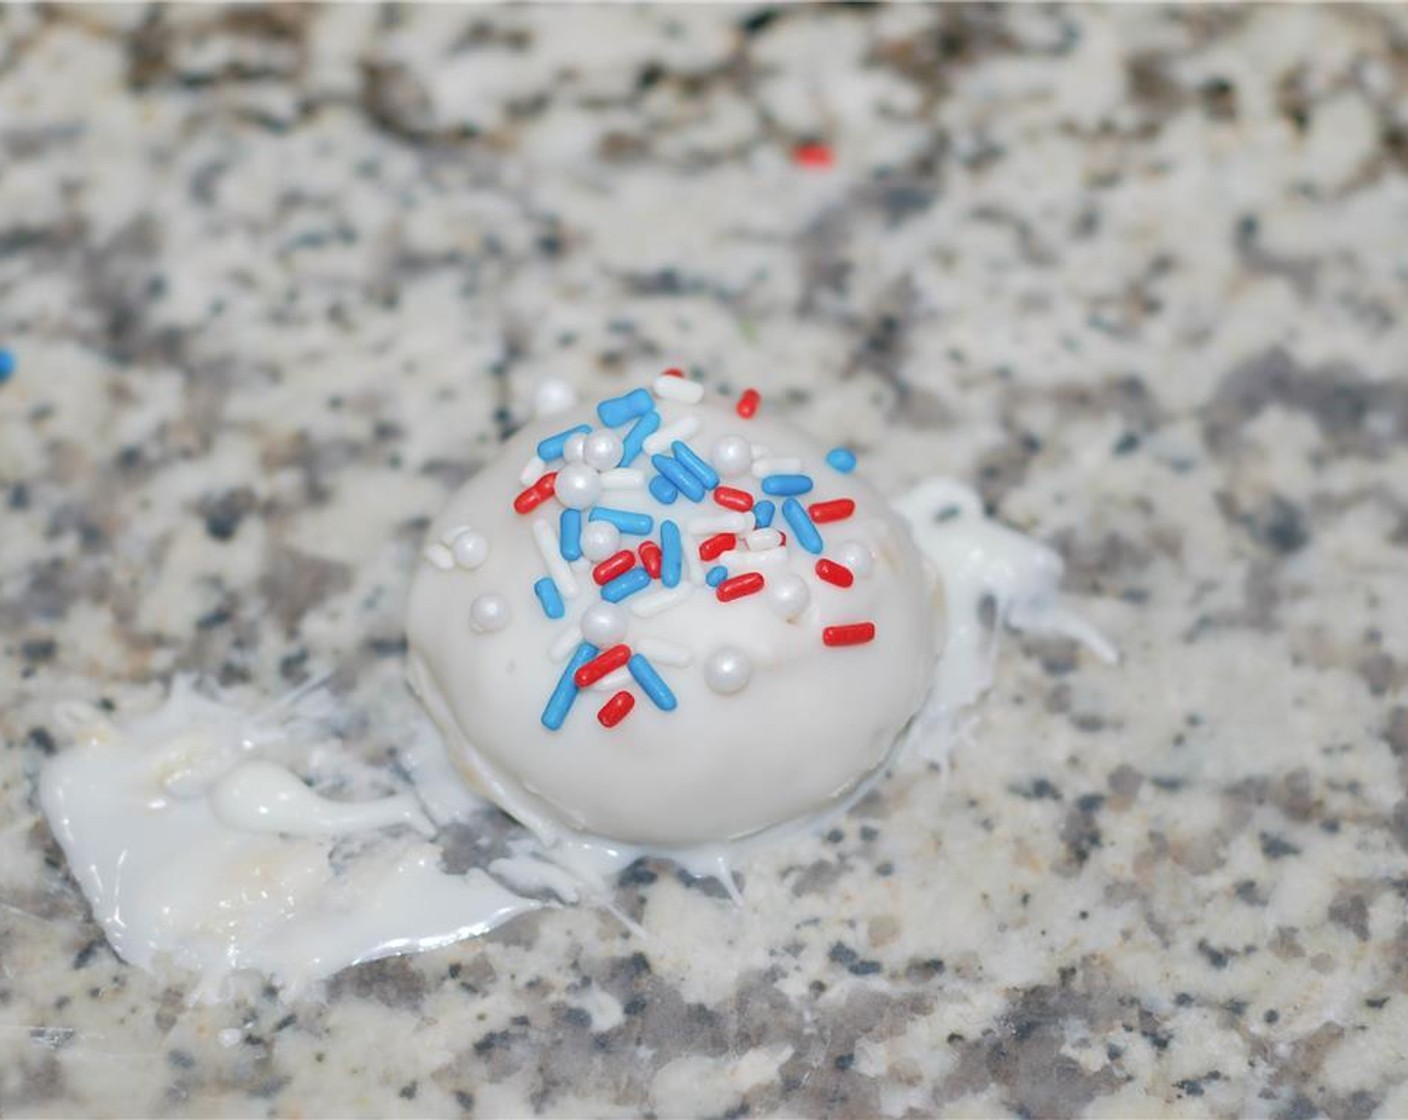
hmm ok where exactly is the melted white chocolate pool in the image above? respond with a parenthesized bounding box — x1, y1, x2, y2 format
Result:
(39, 381, 1114, 1001)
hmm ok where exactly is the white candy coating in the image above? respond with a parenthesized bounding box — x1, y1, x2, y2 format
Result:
(554, 462, 602, 509)
(580, 520, 621, 561)
(766, 572, 810, 620)
(450, 530, 489, 570)
(837, 539, 874, 578)
(710, 435, 752, 479)
(469, 593, 511, 633)
(582, 429, 624, 471)
(563, 432, 587, 463)
(579, 602, 628, 647)
(407, 396, 937, 847)
(703, 646, 752, 694)
(643, 416, 701, 455)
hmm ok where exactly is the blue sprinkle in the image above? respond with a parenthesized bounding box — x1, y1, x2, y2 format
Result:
(620, 410, 661, 467)
(534, 577, 565, 619)
(781, 497, 824, 554)
(659, 519, 683, 588)
(537, 424, 591, 463)
(0, 349, 13, 384)
(542, 642, 599, 730)
(760, 473, 814, 497)
(671, 440, 719, 490)
(628, 653, 677, 712)
(753, 500, 776, 529)
(597, 388, 654, 428)
(601, 567, 652, 603)
(649, 475, 679, 505)
(705, 565, 727, 588)
(651, 454, 706, 502)
(590, 506, 654, 536)
(826, 447, 857, 473)
(559, 508, 582, 562)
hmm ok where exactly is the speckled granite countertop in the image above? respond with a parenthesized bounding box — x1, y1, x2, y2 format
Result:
(3, 5, 1408, 1117)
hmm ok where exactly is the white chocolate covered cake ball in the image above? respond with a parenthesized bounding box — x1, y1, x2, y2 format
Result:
(405, 376, 939, 848)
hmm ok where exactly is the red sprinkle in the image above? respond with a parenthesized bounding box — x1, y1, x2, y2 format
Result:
(815, 559, 855, 588)
(713, 486, 754, 512)
(699, 532, 736, 562)
(513, 471, 558, 514)
(736, 388, 761, 419)
(592, 550, 636, 585)
(662, 367, 686, 379)
(575, 644, 632, 688)
(793, 143, 834, 169)
(809, 498, 855, 524)
(716, 571, 765, 602)
(823, 622, 875, 647)
(639, 541, 663, 579)
(597, 690, 636, 728)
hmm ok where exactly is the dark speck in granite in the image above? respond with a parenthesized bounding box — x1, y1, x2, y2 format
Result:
(3, 4, 1408, 1117)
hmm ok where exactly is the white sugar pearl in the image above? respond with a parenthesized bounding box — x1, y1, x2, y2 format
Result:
(710, 435, 752, 479)
(837, 539, 873, 578)
(579, 601, 628, 646)
(469, 593, 511, 633)
(534, 378, 578, 419)
(563, 432, 587, 462)
(554, 462, 602, 509)
(450, 530, 489, 570)
(766, 573, 810, 621)
(580, 520, 621, 561)
(582, 429, 624, 471)
(704, 646, 752, 695)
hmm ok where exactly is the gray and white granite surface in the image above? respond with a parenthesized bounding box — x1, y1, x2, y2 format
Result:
(3, 4, 1408, 1116)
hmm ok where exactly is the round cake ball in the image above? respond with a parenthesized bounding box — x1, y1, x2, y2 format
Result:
(406, 388, 939, 847)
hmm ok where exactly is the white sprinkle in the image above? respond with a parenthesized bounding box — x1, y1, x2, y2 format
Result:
(684, 537, 706, 585)
(629, 585, 692, 618)
(689, 512, 753, 536)
(717, 547, 787, 569)
(531, 518, 580, 598)
(637, 637, 693, 666)
(653, 375, 704, 405)
(643, 415, 702, 455)
(563, 432, 587, 463)
(423, 542, 454, 570)
(752, 457, 802, 478)
(549, 626, 583, 661)
(589, 667, 633, 693)
(599, 468, 645, 490)
(520, 455, 547, 486)
(744, 528, 784, 551)
(439, 524, 472, 547)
